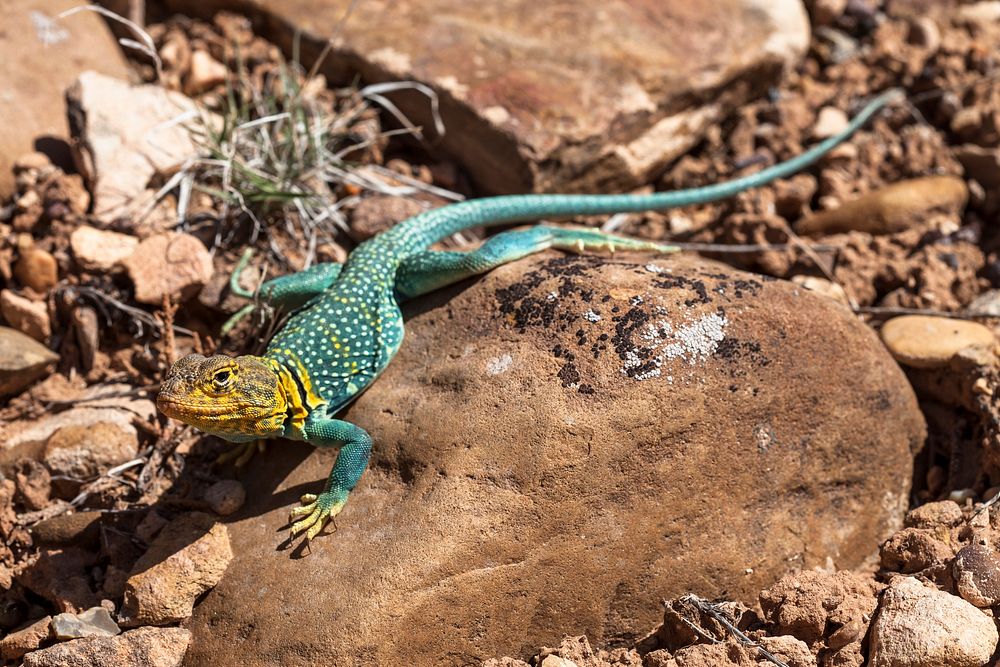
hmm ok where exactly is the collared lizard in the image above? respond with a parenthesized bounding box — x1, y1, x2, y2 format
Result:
(156, 89, 901, 541)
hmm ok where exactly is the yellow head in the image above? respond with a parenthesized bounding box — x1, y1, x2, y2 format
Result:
(156, 354, 290, 441)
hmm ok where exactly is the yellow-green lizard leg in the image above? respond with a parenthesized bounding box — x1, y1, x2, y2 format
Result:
(395, 225, 677, 298)
(216, 439, 267, 467)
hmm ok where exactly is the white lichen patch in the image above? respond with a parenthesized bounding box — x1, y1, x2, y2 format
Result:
(583, 309, 601, 322)
(644, 263, 666, 274)
(630, 295, 644, 306)
(546, 291, 558, 302)
(621, 312, 729, 381)
(486, 353, 513, 375)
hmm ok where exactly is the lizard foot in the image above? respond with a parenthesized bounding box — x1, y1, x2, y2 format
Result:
(216, 440, 266, 467)
(289, 489, 348, 541)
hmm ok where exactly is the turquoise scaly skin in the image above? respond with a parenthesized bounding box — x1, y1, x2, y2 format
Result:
(158, 90, 901, 541)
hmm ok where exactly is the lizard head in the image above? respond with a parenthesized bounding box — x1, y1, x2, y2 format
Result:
(157, 353, 289, 441)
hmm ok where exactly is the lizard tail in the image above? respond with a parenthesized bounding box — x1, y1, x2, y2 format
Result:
(384, 88, 904, 256)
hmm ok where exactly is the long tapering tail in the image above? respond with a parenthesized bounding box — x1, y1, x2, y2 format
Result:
(383, 88, 904, 256)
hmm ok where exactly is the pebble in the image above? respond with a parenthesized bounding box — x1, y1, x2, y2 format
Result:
(69, 226, 138, 273)
(812, 106, 849, 140)
(119, 513, 233, 626)
(204, 480, 246, 516)
(185, 50, 228, 95)
(812, 0, 847, 24)
(71, 306, 99, 371)
(909, 17, 941, 53)
(51, 607, 120, 640)
(32, 512, 103, 549)
(22, 627, 191, 667)
(0, 289, 51, 342)
(953, 543, 1000, 607)
(957, 1, 1000, 23)
(880, 315, 995, 369)
(0, 616, 52, 661)
(0, 326, 58, 397)
(0, 327, 59, 396)
(13, 247, 58, 293)
(790, 275, 850, 306)
(968, 289, 1000, 317)
(350, 195, 426, 240)
(797, 176, 968, 236)
(869, 576, 998, 667)
(122, 232, 213, 305)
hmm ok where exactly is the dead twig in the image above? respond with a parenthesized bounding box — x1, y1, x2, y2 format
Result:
(680, 595, 790, 667)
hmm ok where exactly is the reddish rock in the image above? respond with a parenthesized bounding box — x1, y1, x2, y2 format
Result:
(16, 548, 98, 612)
(0, 0, 129, 196)
(0, 616, 52, 661)
(162, 0, 808, 194)
(0, 290, 51, 342)
(184, 253, 923, 665)
(69, 226, 138, 273)
(21, 627, 191, 667)
(0, 327, 58, 397)
(13, 247, 58, 293)
(350, 195, 426, 240)
(122, 233, 213, 305)
(880, 527, 955, 574)
(120, 513, 232, 626)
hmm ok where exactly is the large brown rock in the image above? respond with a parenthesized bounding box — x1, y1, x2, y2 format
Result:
(0, 0, 129, 196)
(185, 253, 923, 665)
(163, 0, 809, 193)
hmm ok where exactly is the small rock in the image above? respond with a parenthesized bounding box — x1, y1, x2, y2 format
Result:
(797, 176, 968, 236)
(16, 548, 99, 613)
(69, 226, 138, 273)
(790, 275, 850, 306)
(880, 315, 995, 369)
(197, 261, 259, 313)
(812, 106, 849, 140)
(185, 50, 228, 95)
(969, 289, 1000, 317)
(67, 72, 205, 223)
(869, 576, 998, 667)
(14, 459, 51, 511)
(908, 17, 941, 53)
(14, 152, 52, 173)
(32, 512, 103, 549)
(120, 513, 233, 626)
(22, 626, 191, 667)
(880, 527, 954, 574)
(44, 420, 140, 481)
(0, 327, 58, 397)
(0, 616, 52, 661)
(72, 306, 100, 372)
(122, 233, 213, 305)
(13, 247, 58, 293)
(812, 0, 848, 24)
(760, 571, 880, 647)
(957, 1, 1000, 23)
(204, 480, 246, 516)
(955, 145, 1000, 189)
(904, 501, 964, 528)
(350, 195, 426, 240)
(51, 607, 120, 640)
(953, 543, 1000, 607)
(0, 290, 51, 342)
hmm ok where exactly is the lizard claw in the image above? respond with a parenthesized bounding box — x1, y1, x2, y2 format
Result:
(289, 490, 347, 541)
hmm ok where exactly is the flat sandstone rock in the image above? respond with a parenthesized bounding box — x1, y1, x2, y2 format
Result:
(163, 0, 809, 193)
(185, 253, 923, 665)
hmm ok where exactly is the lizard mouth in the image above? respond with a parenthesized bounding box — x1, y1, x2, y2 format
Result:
(156, 397, 254, 419)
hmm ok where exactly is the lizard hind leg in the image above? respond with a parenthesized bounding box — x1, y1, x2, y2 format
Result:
(396, 225, 678, 299)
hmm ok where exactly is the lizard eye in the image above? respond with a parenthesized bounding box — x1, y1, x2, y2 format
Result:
(212, 368, 235, 389)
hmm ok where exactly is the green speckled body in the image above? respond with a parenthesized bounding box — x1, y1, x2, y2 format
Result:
(231, 90, 898, 539)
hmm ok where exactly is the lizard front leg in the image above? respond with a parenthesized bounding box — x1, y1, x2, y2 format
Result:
(289, 416, 372, 541)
